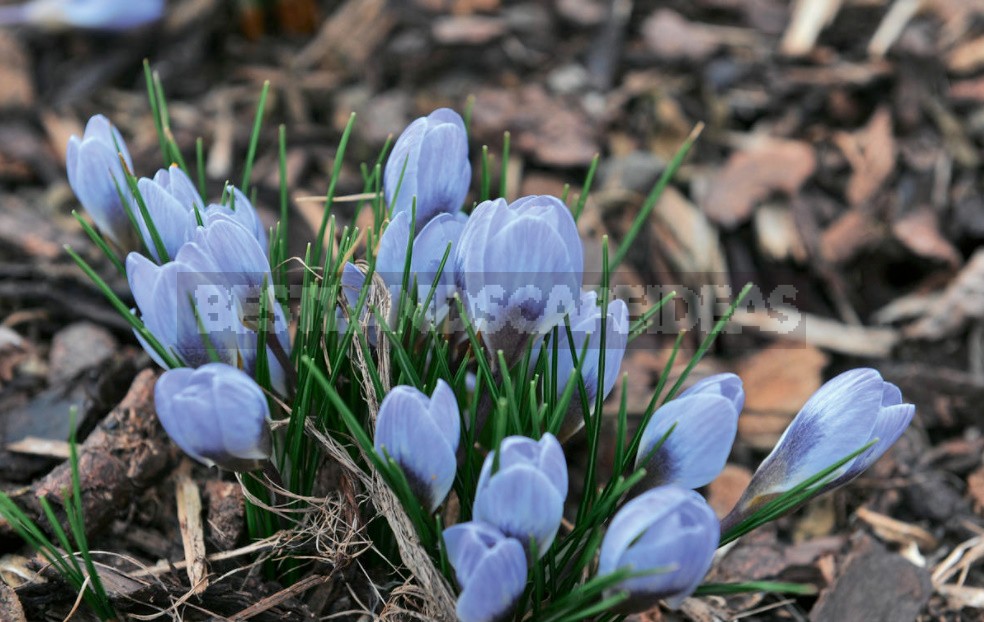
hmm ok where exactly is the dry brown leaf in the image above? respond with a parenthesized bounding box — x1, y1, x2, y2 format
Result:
(891, 209, 961, 267)
(702, 139, 816, 229)
(754, 203, 808, 262)
(834, 107, 896, 207)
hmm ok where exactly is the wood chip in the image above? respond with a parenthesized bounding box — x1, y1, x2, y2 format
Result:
(176, 463, 209, 594)
(432, 15, 506, 44)
(706, 464, 752, 518)
(0, 33, 33, 110)
(819, 209, 884, 264)
(5, 437, 70, 459)
(641, 9, 720, 61)
(947, 34, 984, 73)
(891, 209, 961, 267)
(754, 203, 808, 262)
(650, 186, 728, 276)
(811, 540, 932, 622)
(780, 0, 843, 56)
(739, 344, 829, 414)
(730, 307, 899, 358)
(856, 506, 939, 551)
(701, 139, 816, 229)
(906, 248, 984, 340)
(833, 107, 895, 207)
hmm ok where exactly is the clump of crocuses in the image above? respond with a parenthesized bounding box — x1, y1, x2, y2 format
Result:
(64, 103, 918, 622)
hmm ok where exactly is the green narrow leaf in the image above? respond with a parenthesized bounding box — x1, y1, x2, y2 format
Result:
(241, 80, 271, 195)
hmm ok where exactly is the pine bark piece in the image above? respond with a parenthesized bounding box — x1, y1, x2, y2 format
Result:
(4, 369, 170, 537)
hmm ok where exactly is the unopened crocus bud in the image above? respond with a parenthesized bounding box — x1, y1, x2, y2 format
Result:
(204, 185, 268, 253)
(455, 196, 583, 363)
(720, 368, 914, 533)
(66, 114, 136, 248)
(134, 167, 200, 262)
(634, 373, 743, 491)
(473, 434, 568, 559)
(0, 0, 163, 31)
(599, 486, 719, 611)
(553, 291, 629, 404)
(384, 108, 470, 229)
(443, 521, 528, 622)
(374, 381, 460, 513)
(154, 363, 271, 471)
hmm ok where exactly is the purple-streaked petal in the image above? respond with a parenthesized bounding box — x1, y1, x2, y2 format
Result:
(634, 393, 739, 490)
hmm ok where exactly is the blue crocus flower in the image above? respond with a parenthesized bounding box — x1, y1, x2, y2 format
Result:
(126, 219, 290, 392)
(154, 363, 271, 471)
(552, 291, 629, 404)
(66, 114, 136, 249)
(384, 108, 470, 230)
(599, 486, 719, 611)
(443, 521, 528, 622)
(374, 210, 466, 322)
(634, 373, 743, 491)
(472, 433, 568, 559)
(204, 185, 269, 253)
(721, 368, 914, 532)
(374, 381, 460, 513)
(0, 0, 162, 30)
(455, 195, 583, 363)
(134, 166, 201, 262)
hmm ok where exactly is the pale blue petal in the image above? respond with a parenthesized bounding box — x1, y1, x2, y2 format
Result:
(473, 466, 563, 558)
(678, 372, 745, 413)
(456, 536, 527, 622)
(634, 393, 739, 490)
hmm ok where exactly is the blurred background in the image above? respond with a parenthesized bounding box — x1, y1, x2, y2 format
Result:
(1, 0, 984, 619)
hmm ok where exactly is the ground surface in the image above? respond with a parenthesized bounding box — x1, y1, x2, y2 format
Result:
(0, 0, 983, 620)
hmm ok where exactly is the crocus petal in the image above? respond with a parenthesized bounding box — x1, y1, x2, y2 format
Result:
(385, 108, 470, 229)
(634, 393, 739, 490)
(472, 466, 564, 558)
(155, 363, 271, 471)
(374, 383, 460, 513)
(443, 522, 528, 622)
(599, 486, 719, 612)
(678, 372, 745, 413)
(136, 177, 196, 261)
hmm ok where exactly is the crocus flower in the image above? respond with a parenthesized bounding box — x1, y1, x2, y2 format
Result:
(204, 185, 269, 253)
(720, 368, 914, 533)
(599, 486, 719, 611)
(127, 219, 290, 392)
(134, 166, 201, 262)
(374, 381, 460, 513)
(634, 373, 743, 491)
(443, 521, 528, 622)
(473, 433, 568, 559)
(455, 196, 583, 363)
(384, 108, 470, 229)
(552, 291, 629, 404)
(66, 114, 136, 248)
(154, 363, 271, 471)
(375, 210, 466, 322)
(0, 0, 164, 31)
